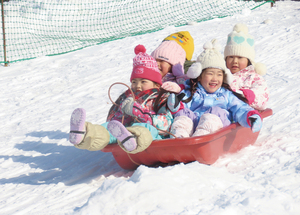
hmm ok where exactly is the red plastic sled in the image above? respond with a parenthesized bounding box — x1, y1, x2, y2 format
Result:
(101, 108, 273, 170)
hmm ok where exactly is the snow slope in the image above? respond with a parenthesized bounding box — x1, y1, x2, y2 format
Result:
(1, 1, 300, 214)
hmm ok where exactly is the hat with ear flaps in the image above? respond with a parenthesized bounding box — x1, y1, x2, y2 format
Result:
(187, 39, 233, 85)
(224, 23, 267, 76)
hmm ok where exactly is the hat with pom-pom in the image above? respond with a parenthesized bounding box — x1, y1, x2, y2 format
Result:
(187, 39, 233, 85)
(224, 23, 267, 75)
(163, 31, 194, 61)
(151, 40, 186, 66)
(131, 44, 162, 85)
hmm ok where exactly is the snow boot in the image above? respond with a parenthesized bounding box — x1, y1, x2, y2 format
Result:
(69, 108, 86, 145)
(107, 120, 137, 152)
(75, 122, 110, 151)
(107, 120, 153, 154)
(170, 115, 194, 138)
(192, 113, 223, 137)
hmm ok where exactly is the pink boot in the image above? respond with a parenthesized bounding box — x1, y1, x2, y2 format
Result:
(192, 113, 223, 137)
(69, 108, 86, 145)
(107, 120, 137, 151)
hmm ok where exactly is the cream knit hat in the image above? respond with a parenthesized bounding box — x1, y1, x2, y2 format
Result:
(187, 39, 233, 85)
(224, 23, 267, 76)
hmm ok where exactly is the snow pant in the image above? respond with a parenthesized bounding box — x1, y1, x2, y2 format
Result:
(75, 122, 162, 153)
(171, 106, 230, 137)
(174, 106, 231, 129)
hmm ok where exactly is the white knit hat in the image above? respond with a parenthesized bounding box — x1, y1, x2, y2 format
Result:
(224, 23, 267, 76)
(187, 39, 233, 85)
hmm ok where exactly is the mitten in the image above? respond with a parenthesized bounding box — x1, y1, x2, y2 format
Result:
(161, 81, 181, 93)
(121, 97, 153, 124)
(248, 114, 262, 133)
(121, 97, 135, 116)
(241, 89, 255, 104)
(172, 63, 185, 77)
(167, 93, 185, 112)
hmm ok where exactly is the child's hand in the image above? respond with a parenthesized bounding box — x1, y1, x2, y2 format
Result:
(167, 93, 185, 112)
(121, 97, 153, 124)
(241, 89, 255, 104)
(161, 81, 181, 93)
(121, 97, 135, 116)
(248, 114, 262, 133)
(172, 63, 185, 77)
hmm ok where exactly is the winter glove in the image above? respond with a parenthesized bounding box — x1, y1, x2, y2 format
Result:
(121, 97, 135, 116)
(167, 93, 185, 112)
(172, 63, 185, 77)
(241, 89, 255, 105)
(248, 114, 262, 133)
(121, 97, 153, 124)
(161, 81, 182, 93)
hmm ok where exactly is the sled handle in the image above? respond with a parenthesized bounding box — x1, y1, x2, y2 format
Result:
(108, 82, 135, 106)
(108, 82, 176, 138)
(108, 82, 134, 124)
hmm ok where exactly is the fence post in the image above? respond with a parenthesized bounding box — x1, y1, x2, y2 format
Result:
(1, 0, 8, 66)
(271, 0, 276, 8)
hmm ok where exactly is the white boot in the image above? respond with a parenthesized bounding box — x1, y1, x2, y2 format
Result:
(192, 113, 223, 137)
(170, 116, 194, 138)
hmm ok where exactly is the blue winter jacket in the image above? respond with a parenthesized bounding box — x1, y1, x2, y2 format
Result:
(182, 81, 255, 128)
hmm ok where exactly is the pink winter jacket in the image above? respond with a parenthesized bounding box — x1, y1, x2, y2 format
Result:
(107, 89, 173, 134)
(230, 65, 269, 110)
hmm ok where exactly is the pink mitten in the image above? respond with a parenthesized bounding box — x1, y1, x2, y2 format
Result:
(172, 63, 184, 77)
(241, 89, 255, 104)
(161, 81, 181, 93)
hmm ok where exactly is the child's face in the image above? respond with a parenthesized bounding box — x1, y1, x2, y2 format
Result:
(131, 78, 160, 92)
(156, 59, 172, 77)
(198, 68, 223, 93)
(226, 56, 249, 74)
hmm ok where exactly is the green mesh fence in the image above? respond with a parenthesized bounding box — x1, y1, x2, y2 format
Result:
(1, 0, 272, 64)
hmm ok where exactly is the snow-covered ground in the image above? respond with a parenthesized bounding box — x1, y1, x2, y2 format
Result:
(1, 1, 300, 214)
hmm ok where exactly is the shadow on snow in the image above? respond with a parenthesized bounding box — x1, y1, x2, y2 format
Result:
(0, 130, 133, 186)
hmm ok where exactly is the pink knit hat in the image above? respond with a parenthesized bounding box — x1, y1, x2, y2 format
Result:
(131, 45, 162, 85)
(151, 41, 186, 66)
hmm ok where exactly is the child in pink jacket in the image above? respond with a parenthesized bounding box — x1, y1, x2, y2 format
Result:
(224, 23, 269, 110)
(69, 45, 173, 154)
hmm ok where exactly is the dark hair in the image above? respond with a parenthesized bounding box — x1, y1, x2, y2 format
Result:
(182, 78, 198, 103)
(183, 70, 248, 104)
(247, 59, 252, 66)
(153, 88, 169, 113)
(223, 82, 248, 103)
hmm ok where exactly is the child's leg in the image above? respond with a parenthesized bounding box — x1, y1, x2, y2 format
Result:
(204, 106, 231, 127)
(69, 108, 110, 151)
(170, 116, 194, 138)
(75, 122, 111, 150)
(107, 121, 157, 154)
(107, 120, 137, 152)
(131, 122, 162, 141)
(192, 113, 223, 137)
(174, 108, 198, 131)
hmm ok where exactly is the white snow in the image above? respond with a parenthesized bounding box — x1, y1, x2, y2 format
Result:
(1, 1, 300, 214)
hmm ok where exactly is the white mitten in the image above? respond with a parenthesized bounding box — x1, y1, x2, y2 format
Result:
(161, 81, 181, 93)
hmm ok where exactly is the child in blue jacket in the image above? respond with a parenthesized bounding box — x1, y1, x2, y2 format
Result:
(169, 39, 262, 137)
